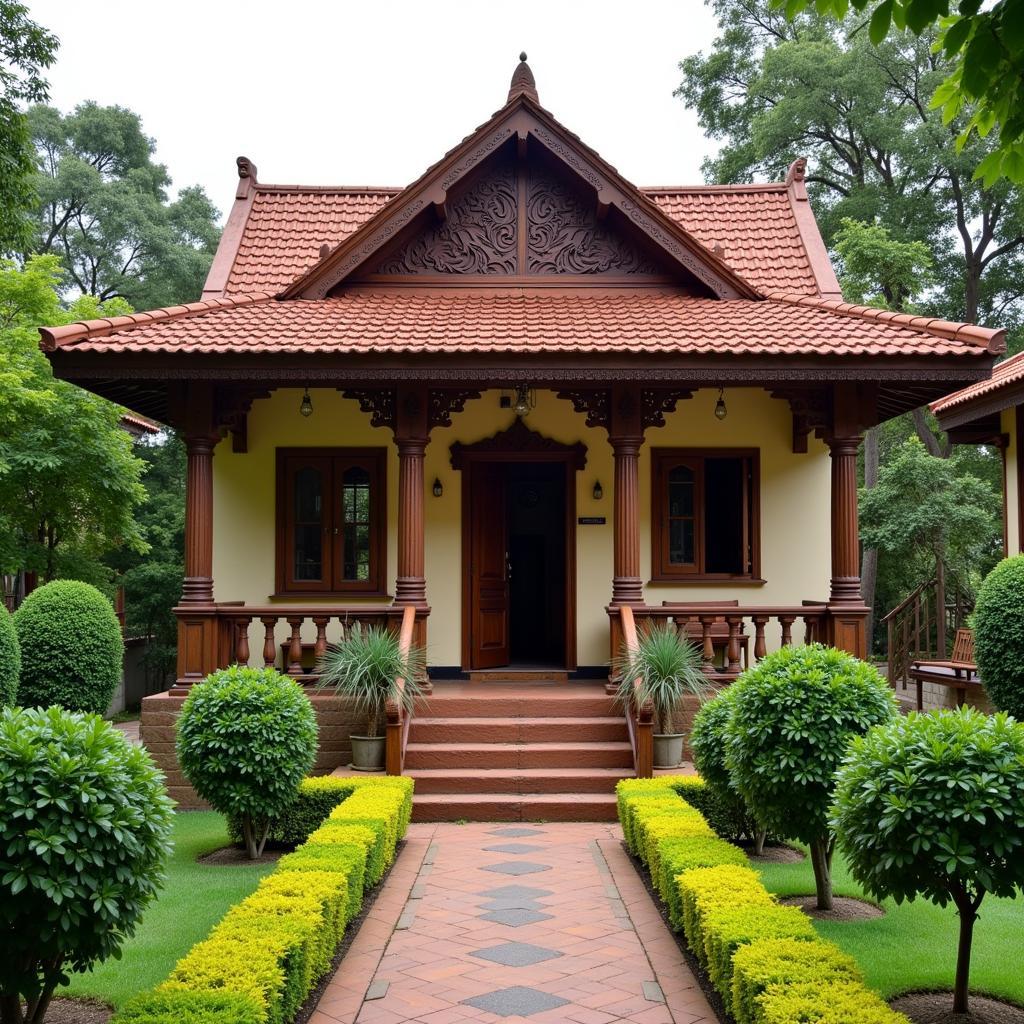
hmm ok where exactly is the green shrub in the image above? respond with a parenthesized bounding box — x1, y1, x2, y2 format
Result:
(228, 777, 352, 847)
(832, 707, 1024, 1015)
(756, 980, 911, 1024)
(676, 864, 774, 959)
(637, 810, 715, 880)
(725, 644, 897, 910)
(13, 579, 124, 714)
(0, 607, 19, 706)
(0, 706, 173, 1020)
(973, 554, 1024, 717)
(731, 937, 862, 1024)
(306, 821, 386, 889)
(112, 990, 264, 1024)
(657, 836, 749, 930)
(690, 689, 762, 843)
(176, 667, 318, 858)
(277, 843, 366, 923)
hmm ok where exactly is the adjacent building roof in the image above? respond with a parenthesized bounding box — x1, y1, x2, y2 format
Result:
(931, 350, 1024, 428)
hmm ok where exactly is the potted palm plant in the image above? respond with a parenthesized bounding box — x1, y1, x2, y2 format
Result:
(614, 621, 708, 768)
(316, 623, 426, 771)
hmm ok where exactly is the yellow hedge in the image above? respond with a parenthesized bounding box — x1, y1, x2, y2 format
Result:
(677, 864, 774, 957)
(757, 980, 912, 1024)
(656, 836, 748, 930)
(638, 812, 715, 879)
(277, 843, 366, 923)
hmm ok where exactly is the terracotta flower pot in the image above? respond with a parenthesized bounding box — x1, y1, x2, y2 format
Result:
(653, 732, 685, 769)
(349, 735, 386, 772)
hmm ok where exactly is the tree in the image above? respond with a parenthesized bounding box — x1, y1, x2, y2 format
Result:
(833, 707, 1024, 1015)
(724, 644, 897, 910)
(777, 0, 1024, 187)
(0, 706, 173, 1024)
(28, 102, 220, 308)
(972, 554, 1024, 718)
(679, 3, 1024, 338)
(0, 255, 148, 581)
(0, 2, 56, 256)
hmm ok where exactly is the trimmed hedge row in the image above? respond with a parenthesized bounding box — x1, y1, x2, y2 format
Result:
(113, 776, 414, 1024)
(617, 776, 909, 1024)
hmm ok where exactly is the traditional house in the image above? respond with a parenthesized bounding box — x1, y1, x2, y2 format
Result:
(42, 58, 1005, 815)
(932, 351, 1024, 557)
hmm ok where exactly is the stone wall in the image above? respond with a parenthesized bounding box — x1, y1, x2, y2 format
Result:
(893, 679, 992, 714)
(141, 690, 365, 809)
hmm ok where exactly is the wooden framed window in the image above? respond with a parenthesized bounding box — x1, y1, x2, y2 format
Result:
(651, 448, 760, 581)
(276, 448, 387, 596)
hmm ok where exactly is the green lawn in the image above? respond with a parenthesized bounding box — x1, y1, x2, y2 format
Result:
(66, 812, 274, 1009)
(753, 848, 1024, 1005)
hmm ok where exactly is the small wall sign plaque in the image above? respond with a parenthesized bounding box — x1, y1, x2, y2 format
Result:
(577, 516, 607, 525)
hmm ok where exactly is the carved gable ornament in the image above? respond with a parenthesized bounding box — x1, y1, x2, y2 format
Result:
(450, 417, 587, 470)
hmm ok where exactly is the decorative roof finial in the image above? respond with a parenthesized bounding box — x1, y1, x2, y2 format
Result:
(508, 52, 538, 104)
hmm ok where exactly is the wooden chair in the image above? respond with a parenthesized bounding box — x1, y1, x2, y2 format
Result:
(908, 627, 980, 710)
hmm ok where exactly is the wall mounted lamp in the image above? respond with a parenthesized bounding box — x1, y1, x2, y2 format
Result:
(513, 384, 536, 418)
(433, 477, 443, 498)
(714, 386, 728, 421)
(299, 386, 314, 418)
(592, 480, 603, 501)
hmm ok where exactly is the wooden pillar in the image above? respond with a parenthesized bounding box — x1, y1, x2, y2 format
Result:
(394, 386, 429, 608)
(174, 383, 222, 690)
(826, 384, 870, 658)
(609, 384, 644, 606)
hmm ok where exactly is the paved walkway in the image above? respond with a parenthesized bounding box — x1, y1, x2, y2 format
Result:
(310, 823, 715, 1024)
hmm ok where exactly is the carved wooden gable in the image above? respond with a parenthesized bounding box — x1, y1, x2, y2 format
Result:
(372, 156, 666, 278)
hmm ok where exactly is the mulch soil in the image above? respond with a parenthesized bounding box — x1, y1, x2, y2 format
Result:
(743, 843, 806, 864)
(891, 993, 1024, 1024)
(780, 894, 885, 921)
(199, 844, 287, 866)
(43, 999, 111, 1024)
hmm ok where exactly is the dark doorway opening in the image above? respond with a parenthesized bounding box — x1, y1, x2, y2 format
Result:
(506, 462, 566, 665)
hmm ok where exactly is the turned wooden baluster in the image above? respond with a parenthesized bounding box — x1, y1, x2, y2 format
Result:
(780, 615, 796, 648)
(234, 617, 252, 667)
(285, 617, 304, 676)
(804, 616, 815, 645)
(261, 617, 278, 668)
(752, 615, 768, 662)
(726, 616, 742, 674)
(699, 616, 716, 675)
(312, 616, 330, 671)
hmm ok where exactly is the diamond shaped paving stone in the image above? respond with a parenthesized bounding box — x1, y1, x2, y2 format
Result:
(481, 860, 551, 876)
(480, 908, 554, 927)
(471, 941, 563, 967)
(479, 884, 553, 901)
(489, 827, 547, 837)
(484, 843, 544, 854)
(462, 986, 571, 1017)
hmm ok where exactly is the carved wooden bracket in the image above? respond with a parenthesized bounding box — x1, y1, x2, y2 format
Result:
(556, 388, 610, 429)
(342, 388, 397, 431)
(428, 389, 481, 429)
(641, 389, 694, 430)
(215, 385, 272, 453)
(450, 417, 587, 470)
(770, 387, 831, 453)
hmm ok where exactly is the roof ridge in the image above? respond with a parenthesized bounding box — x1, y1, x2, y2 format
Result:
(39, 292, 275, 351)
(763, 291, 1006, 354)
(640, 183, 789, 194)
(254, 184, 404, 195)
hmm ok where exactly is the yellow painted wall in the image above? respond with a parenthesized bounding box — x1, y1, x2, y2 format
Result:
(1002, 407, 1020, 555)
(213, 387, 832, 668)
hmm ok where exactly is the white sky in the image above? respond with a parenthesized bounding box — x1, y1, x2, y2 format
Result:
(28, 0, 722, 222)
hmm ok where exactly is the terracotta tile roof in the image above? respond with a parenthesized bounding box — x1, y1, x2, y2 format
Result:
(931, 350, 1024, 415)
(39, 290, 1002, 358)
(213, 182, 826, 298)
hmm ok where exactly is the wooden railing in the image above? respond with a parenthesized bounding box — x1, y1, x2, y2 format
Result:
(385, 605, 417, 776)
(619, 605, 654, 778)
(881, 578, 973, 689)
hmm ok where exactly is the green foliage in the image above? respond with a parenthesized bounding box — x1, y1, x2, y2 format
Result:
(690, 688, 761, 841)
(773, 0, 1024, 186)
(0, 255, 148, 581)
(28, 102, 220, 307)
(757, 979, 910, 1024)
(832, 707, 1024, 1012)
(228, 776, 351, 848)
(176, 668, 318, 859)
(725, 644, 897, 908)
(0, 606, 18, 705)
(112, 991, 263, 1024)
(614, 621, 708, 733)
(658, 836, 750, 931)
(973, 554, 1024, 717)
(14, 579, 124, 714)
(316, 623, 426, 737)
(833, 218, 934, 309)
(0, 706, 173, 1020)
(0, 2, 57, 255)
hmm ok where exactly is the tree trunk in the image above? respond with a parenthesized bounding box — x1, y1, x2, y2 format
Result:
(753, 827, 766, 857)
(25, 985, 54, 1024)
(912, 407, 949, 459)
(241, 815, 258, 860)
(1, 994, 25, 1024)
(935, 556, 947, 660)
(809, 837, 834, 911)
(951, 891, 981, 1014)
(861, 426, 880, 650)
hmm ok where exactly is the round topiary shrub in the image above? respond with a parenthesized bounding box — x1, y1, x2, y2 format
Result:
(176, 666, 318, 858)
(973, 554, 1024, 718)
(725, 644, 897, 910)
(13, 580, 124, 715)
(0, 608, 19, 706)
(833, 707, 1024, 1016)
(0, 705, 173, 1023)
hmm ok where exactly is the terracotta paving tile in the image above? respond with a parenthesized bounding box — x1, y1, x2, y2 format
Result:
(310, 822, 714, 1023)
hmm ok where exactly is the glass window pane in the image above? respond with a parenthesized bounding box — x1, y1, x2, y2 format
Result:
(340, 463, 373, 582)
(669, 518, 694, 566)
(294, 524, 322, 580)
(294, 467, 322, 522)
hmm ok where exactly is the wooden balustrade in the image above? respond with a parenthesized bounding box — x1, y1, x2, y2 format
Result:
(619, 605, 653, 779)
(385, 605, 418, 776)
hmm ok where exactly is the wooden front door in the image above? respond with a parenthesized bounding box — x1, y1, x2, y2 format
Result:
(468, 462, 509, 668)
